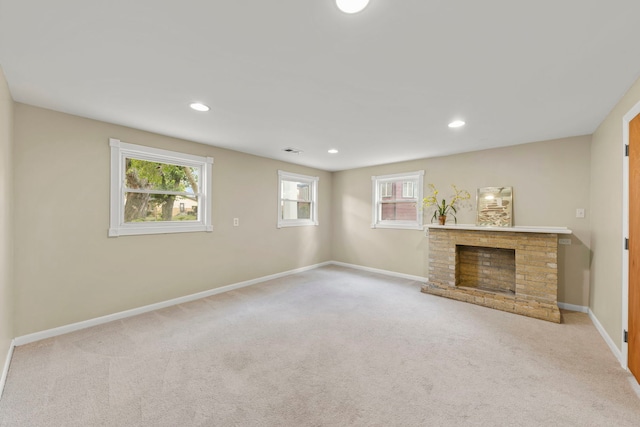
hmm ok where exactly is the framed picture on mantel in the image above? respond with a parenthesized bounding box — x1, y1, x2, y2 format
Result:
(476, 187, 513, 227)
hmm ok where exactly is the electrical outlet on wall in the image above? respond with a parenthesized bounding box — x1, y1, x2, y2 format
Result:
(233, 218, 239, 227)
(576, 208, 585, 218)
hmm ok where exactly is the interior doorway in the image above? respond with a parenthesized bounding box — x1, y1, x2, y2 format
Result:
(629, 113, 640, 383)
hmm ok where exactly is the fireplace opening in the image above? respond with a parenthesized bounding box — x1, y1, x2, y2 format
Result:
(455, 245, 516, 295)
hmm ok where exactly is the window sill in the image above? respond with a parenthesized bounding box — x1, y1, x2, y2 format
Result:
(109, 223, 213, 237)
(277, 220, 319, 228)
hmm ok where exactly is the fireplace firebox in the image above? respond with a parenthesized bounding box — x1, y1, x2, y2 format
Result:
(456, 245, 515, 294)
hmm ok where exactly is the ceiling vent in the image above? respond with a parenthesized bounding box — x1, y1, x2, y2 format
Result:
(282, 147, 303, 154)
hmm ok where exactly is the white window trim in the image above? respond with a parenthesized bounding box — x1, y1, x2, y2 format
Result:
(277, 170, 319, 228)
(371, 170, 424, 230)
(109, 138, 213, 237)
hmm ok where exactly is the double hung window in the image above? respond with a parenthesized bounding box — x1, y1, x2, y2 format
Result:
(371, 171, 424, 230)
(109, 138, 213, 236)
(278, 171, 319, 228)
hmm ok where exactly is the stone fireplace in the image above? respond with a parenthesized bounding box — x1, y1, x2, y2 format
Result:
(422, 225, 571, 323)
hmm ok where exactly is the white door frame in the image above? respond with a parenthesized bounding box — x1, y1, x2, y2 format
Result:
(622, 100, 640, 370)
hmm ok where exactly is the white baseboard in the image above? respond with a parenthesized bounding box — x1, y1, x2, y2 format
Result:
(557, 302, 588, 313)
(14, 262, 332, 346)
(0, 339, 15, 400)
(588, 308, 623, 367)
(330, 261, 428, 282)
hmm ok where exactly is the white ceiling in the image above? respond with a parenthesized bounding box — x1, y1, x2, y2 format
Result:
(1, 0, 640, 172)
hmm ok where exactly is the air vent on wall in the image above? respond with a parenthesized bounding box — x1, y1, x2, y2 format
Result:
(282, 147, 303, 154)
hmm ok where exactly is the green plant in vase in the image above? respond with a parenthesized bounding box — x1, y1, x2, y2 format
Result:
(423, 184, 471, 225)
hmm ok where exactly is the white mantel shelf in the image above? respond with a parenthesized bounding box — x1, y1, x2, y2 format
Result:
(423, 224, 572, 235)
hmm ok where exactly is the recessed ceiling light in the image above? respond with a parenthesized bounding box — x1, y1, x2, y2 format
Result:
(190, 102, 210, 112)
(448, 120, 465, 128)
(336, 0, 370, 14)
(328, 149, 339, 154)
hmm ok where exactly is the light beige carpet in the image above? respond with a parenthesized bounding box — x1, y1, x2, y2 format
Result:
(1, 265, 639, 426)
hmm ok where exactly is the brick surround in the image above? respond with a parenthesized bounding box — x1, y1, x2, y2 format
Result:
(421, 228, 561, 323)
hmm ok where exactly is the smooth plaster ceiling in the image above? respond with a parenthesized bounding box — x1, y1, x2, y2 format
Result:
(1, 0, 640, 171)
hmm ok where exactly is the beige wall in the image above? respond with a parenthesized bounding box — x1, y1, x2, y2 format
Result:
(0, 68, 14, 369)
(590, 75, 640, 350)
(332, 136, 592, 307)
(12, 104, 332, 336)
